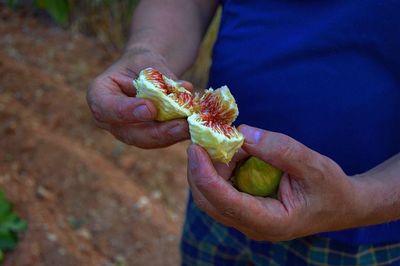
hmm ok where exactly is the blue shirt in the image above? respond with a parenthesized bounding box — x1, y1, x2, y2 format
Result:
(208, 0, 400, 245)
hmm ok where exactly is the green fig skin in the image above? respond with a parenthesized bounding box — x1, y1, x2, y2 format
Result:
(233, 156, 283, 197)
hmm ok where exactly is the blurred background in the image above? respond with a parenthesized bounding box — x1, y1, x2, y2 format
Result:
(0, 1, 219, 265)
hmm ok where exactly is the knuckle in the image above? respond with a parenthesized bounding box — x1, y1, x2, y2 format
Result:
(192, 196, 207, 211)
(270, 133, 297, 160)
(87, 80, 105, 122)
(115, 101, 126, 121)
(89, 101, 104, 122)
(221, 206, 238, 219)
(149, 127, 164, 144)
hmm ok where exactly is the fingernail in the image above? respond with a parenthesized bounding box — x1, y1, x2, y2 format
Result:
(133, 104, 152, 121)
(240, 125, 261, 144)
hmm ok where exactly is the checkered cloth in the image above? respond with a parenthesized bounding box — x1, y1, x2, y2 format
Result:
(181, 195, 400, 266)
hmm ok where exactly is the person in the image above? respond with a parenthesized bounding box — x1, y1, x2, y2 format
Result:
(87, 0, 400, 265)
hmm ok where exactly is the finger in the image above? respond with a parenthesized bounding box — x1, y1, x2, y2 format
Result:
(213, 148, 249, 181)
(277, 173, 303, 213)
(88, 92, 157, 124)
(107, 119, 190, 148)
(187, 144, 277, 229)
(188, 177, 237, 228)
(189, 186, 263, 239)
(111, 74, 137, 97)
(187, 156, 263, 236)
(238, 125, 325, 179)
(94, 64, 138, 97)
(88, 72, 158, 124)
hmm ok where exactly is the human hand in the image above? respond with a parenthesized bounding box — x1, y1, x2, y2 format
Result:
(87, 47, 193, 148)
(187, 125, 364, 241)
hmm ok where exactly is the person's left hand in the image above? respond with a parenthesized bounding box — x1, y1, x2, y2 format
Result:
(187, 125, 364, 241)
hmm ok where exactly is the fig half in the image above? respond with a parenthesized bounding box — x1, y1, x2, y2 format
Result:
(133, 68, 193, 121)
(188, 87, 244, 163)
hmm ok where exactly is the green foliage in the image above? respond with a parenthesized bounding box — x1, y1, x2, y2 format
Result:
(70, 0, 140, 49)
(35, 0, 70, 25)
(0, 191, 27, 262)
(6, 0, 71, 25)
(6, 0, 140, 49)
(6, 0, 19, 9)
(5, 0, 216, 87)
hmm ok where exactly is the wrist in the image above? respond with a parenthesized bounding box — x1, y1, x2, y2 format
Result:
(123, 45, 167, 66)
(124, 43, 159, 57)
(119, 45, 177, 79)
(349, 172, 395, 227)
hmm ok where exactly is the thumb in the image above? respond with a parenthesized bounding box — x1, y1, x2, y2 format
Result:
(238, 125, 321, 179)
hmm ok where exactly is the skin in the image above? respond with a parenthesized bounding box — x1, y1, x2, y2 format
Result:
(187, 125, 400, 241)
(87, 0, 219, 148)
(87, 0, 400, 241)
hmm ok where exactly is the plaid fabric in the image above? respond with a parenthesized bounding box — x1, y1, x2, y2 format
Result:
(181, 195, 400, 266)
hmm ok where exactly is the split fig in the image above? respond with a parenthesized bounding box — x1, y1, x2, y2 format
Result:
(187, 87, 244, 163)
(133, 68, 193, 121)
(133, 68, 244, 163)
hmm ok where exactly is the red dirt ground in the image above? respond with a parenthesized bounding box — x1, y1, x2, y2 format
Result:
(0, 7, 191, 266)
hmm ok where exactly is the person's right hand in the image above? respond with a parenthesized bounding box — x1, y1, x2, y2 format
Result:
(87, 48, 192, 148)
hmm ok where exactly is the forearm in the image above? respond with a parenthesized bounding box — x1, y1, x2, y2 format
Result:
(126, 0, 219, 76)
(353, 153, 400, 226)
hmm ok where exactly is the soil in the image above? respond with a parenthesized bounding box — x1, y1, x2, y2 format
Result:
(0, 6, 191, 266)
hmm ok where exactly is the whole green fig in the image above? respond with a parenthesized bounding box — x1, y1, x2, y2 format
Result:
(233, 156, 282, 197)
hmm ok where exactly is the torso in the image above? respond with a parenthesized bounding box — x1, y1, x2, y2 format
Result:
(208, 0, 400, 244)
